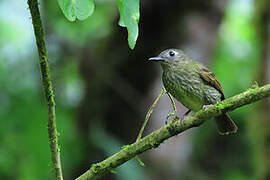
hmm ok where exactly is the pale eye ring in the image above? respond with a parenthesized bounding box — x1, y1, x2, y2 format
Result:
(169, 51, 175, 57)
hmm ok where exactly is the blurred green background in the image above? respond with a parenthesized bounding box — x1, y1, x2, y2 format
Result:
(0, 0, 270, 179)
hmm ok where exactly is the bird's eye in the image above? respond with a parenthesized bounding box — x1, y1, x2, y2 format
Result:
(169, 51, 175, 57)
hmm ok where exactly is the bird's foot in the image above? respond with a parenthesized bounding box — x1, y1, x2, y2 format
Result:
(180, 109, 191, 125)
(203, 104, 213, 110)
(166, 111, 176, 120)
(180, 115, 185, 125)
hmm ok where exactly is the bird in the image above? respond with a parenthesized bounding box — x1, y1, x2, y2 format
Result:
(149, 48, 237, 135)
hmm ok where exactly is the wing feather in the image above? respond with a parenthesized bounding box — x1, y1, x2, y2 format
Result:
(199, 66, 225, 100)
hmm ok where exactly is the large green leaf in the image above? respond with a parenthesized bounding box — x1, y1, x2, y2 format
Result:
(57, 0, 95, 21)
(116, 0, 140, 49)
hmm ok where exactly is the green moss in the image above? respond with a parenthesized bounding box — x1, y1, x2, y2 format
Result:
(91, 163, 102, 173)
(251, 81, 259, 89)
(121, 144, 131, 150)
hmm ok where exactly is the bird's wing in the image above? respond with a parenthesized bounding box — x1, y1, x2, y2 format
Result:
(198, 65, 225, 100)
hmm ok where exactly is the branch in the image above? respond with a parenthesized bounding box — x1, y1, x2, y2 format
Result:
(76, 84, 270, 180)
(136, 87, 166, 142)
(27, 1, 63, 180)
(134, 87, 165, 166)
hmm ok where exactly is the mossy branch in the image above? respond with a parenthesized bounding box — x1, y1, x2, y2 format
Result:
(27, 0, 63, 180)
(76, 83, 270, 180)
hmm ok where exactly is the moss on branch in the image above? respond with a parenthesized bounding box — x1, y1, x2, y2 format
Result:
(27, 0, 63, 180)
(76, 84, 270, 180)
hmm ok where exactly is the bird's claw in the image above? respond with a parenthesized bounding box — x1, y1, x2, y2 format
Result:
(203, 104, 213, 110)
(180, 109, 191, 125)
(180, 114, 186, 125)
(166, 111, 176, 120)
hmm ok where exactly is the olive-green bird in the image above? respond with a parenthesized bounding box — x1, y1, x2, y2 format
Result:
(149, 49, 237, 135)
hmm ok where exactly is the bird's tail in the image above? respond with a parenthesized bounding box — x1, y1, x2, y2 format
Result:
(215, 113, 238, 135)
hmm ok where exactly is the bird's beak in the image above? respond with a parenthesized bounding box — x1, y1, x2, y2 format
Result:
(148, 56, 165, 62)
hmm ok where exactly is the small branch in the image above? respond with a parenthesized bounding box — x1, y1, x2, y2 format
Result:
(76, 84, 270, 180)
(27, 1, 63, 180)
(133, 87, 165, 166)
(136, 87, 166, 142)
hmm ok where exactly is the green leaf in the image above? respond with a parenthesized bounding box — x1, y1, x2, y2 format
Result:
(57, 0, 95, 21)
(116, 0, 140, 49)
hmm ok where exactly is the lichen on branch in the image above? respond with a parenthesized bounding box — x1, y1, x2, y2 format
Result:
(76, 84, 270, 180)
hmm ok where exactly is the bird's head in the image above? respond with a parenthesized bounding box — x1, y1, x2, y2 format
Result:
(148, 49, 188, 68)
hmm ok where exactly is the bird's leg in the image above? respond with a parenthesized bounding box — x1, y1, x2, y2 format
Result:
(203, 104, 213, 110)
(166, 92, 177, 120)
(166, 111, 175, 120)
(180, 109, 191, 125)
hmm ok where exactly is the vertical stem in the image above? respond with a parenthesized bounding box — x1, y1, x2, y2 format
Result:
(27, 0, 63, 180)
(136, 87, 166, 142)
(133, 87, 165, 166)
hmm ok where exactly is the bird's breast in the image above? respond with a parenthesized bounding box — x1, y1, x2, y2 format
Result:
(162, 69, 207, 111)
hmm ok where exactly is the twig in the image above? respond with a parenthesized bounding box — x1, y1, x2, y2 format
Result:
(136, 87, 166, 142)
(76, 84, 270, 180)
(27, 1, 63, 180)
(133, 87, 165, 166)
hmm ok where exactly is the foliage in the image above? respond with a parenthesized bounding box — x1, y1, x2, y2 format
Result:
(57, 0, 95, 21)
(57, 0, 140, 49)
(116, 0, 140, 49)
